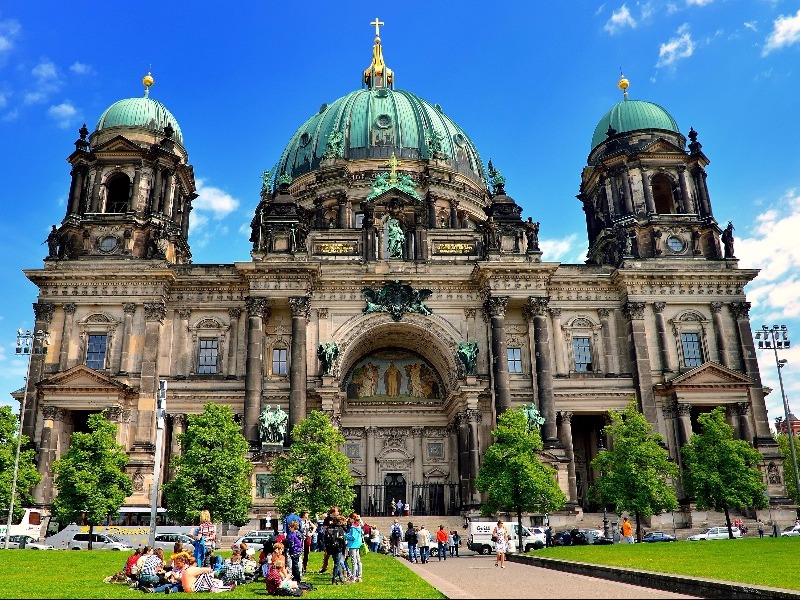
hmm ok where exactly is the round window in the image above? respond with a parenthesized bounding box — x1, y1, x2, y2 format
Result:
(666, 236, 685, 253)
(300, 132, 312, 147)
(99, 235, 118, 253)
(375, 114, 392, 128)
(453, 133, 466, 147)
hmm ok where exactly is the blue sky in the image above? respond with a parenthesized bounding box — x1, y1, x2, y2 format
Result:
(1, 1, 800, 428)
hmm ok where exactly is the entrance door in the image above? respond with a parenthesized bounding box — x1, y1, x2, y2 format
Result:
(384, 473, 407, 514)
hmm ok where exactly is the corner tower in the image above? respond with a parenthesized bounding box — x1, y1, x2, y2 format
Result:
(53, 73, 196, 265)
(579, 75, 721, 265)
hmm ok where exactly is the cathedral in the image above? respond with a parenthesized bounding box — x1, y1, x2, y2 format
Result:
(17, 23, 794, 528)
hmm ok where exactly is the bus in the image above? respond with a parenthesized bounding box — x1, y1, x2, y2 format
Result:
(0, 508, 46, 540)
(44, 506, 196, 549)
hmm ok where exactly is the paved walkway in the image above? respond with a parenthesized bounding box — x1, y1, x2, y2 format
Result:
(399, 551, 698, 599)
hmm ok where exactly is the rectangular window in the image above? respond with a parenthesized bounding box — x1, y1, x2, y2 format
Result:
(85, 334, 108, 369)
(507, 347, 522, 373)
(681, 333, 704, 368)
(198, 338, 219, 374)
(272, 348, 288, 375)
(573, 337, 593, 372)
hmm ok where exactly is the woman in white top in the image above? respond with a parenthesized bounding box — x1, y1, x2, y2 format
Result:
(492, 520, 509, 568)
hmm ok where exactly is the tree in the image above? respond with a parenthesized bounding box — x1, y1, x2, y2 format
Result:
(682, 407, 768, 539)
(775, 433, 799, 505)
(51, 412, 132, 550)
(476, 407, 567, 552)
(164, 403, 253, 526)
(270, 411, 355, 518)
(590, 401, 678, 542)
(0, 405, 42, 525)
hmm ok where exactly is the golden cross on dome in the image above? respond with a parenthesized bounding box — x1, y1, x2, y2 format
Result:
(385, 152, 401, 183)
(371, 17, 384, 37)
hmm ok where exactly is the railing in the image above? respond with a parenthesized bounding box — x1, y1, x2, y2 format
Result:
(352, 483, 462, 516)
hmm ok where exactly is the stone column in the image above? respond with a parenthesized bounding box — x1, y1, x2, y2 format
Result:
(549, 308, 567, 376)
(623, 302, 660, 432)
(677, 166, 693, 213)
(710, 302, 730, 368)
(725, 403, 740, 435)
(22, 303, 54, 439)
(640, 166, 656, 214)
(729, 302, 772, 444)
(426, 194, 437, 229)
(527, 297, 558, 445)
(597, 308, 616, 375)
(363, 208, 375, 261)
(449, 199, 459, 229)
(466, 409, 482, 504)
(486, 296, 511, 415)
(676, 403, 693, 446)
(119, 303, 135, 374)
(162, 170, 175, 218)
(168, 413, 186, 481)
(244, 297, 269, 444)
(558, 411, 579, 504)
(59, 303, 76, 371)
(737, 402, 755, 445)
(653, 302, 673, 373)
(150, 166, 162, 213)
(135, 301, 166, 444)
(412, 426, 425, 484)
(288, 296, 310, 438)
(34, 406, 64, 504)
(227, 308, 241, 377)
(621, 167, 634, 214)
(68, 167, 85, 215)
(131, 165, 142, 213)
(337, 196, 348, 229)
(365, 426, 377, 488)
(90, 167, 103, 212)
(456, 412, 471, 504)
(177, 309, 191, 376)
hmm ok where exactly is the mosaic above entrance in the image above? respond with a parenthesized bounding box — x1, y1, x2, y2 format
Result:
(345, 349, 443, 403)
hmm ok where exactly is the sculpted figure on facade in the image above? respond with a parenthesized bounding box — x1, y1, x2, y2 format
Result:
(317, 341, 339, 376)
(259, 404, 289, 446)
(456, 340, 479, 375)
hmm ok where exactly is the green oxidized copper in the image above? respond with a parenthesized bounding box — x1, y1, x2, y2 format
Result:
(386, 217, 405, 258)
(363, 280, 432, 322)
(321, 130, 344, 160)
(317, 341, 339, 376)
(456, 341, 479, 375)
(366, 171, 420, 201)
(487, 159, 506, 194)
(523, 402, 545, 432)
(425, 127, 445, 159)
(277, 173, 293, 186)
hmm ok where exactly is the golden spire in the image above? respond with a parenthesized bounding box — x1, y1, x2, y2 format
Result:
(385, 152, 401, 184)
(364, 18, 393, 89)
(618, 70, 629, 100)
(142, 70, 154, 97)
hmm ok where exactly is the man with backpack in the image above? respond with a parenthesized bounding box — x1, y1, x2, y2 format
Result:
(324, 516, 348, 585)
(389, 519, 402, 557)
(405, 522, 418, 563)
(318, 506, 339, 574)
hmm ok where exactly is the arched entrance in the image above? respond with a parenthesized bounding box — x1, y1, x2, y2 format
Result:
(384, 473, 407, 514)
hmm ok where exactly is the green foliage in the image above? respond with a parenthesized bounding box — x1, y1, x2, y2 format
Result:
(51, 413, 132, 527)
(775, 433, 800, 504)
(590, 401, 678, 538)
(0, 405, 42, 523)
(164, 403, 252, 526)
(476, 407, 567, 517)
(682, 407, 768, 517)
(270, 411, 355, 517)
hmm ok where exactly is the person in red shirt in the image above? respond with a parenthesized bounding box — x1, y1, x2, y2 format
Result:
(435, 525, 448, 561)
(125, 547, 142, 580)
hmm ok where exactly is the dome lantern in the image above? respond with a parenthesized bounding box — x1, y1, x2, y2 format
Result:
(363, 17, 394, 90)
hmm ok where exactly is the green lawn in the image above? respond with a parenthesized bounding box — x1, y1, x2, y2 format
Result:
(530, 536, 800, 591)
(0, 549, 445, 599)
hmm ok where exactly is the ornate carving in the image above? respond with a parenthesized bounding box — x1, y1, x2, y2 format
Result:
(143, 302, 167, 322)
(171, 413, 188, 429)
(380, 427, 410, 449)
(661, 404, 676, 419)
(178, 308, 192, 320)
(228, 307, 242, 320)
(342, 427, 366, 439)
(676, 403, 692, 417)
(317, 342, 339, 376)
(558, 410, 573, 424)
(485, 296, 509, 318)
(246, 297, 270, 319)
(548, 307, 562, 319)
(33, 302, 54, 323)
(362, 281, 432, 322)
(729, 302, 751, 320)
(464, 307, 477, 319)
(132, 470, 144, 492)
(767, 462, 782, 485)
(736, 402, 751, 416)
(42, 405, 64, 421)
(423, 426, 449, 438)
(456, 340, 479, 376)
(123, 303, 136, 314)
(259, 404, 288, 446)
(710, 302, 723, 314)
(597, 308, 610, 319)
(63, 303, 77, 315)
(411, 426, 425, 437)
(317, 308, 329, 319)
(523, 296, 549, 319)
(465, 409, 482, 424)
(288, 296, 311, 320)
(653, 302, 666, 314)
(623, 301, 645, 320)
(104, 405, 124, 422)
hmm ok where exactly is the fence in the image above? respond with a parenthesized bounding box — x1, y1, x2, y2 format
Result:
(352, 483, 461, 516)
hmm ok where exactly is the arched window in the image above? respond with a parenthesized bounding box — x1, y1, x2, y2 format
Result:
(651, 173, 676, 214)
(105, 173, 130, 213)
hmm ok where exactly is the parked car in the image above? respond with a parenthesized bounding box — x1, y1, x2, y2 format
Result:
(1, 535, 54, 549)
(687, 526, 742, 541)
(642, 532, 677, 543)
(68, 532, 133, 550)
(153, 533, 195, 552)
(552, 531, 573, 546)
(780, 525, 800, 537)
(234, 531, 277, 555)
(581, 529, 614, 545)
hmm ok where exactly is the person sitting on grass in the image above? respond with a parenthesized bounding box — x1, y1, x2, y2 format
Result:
(151, 551, 190, 594)
(220, 552, 246, 587)
(138, 547, 165, 590)
(241, 549, 259, 581)
(181, 556, 235, 593)
(265, 556, 302, 597)
(125, 547, 143, 582)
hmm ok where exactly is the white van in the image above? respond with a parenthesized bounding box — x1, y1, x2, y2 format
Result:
(466, 521, 542, 554)
(68, 532, 133, 550)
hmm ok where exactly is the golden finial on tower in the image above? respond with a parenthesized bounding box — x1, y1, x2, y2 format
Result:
(618, 69, 629, 100)
(385, 152, 401, 184)
(142, 70, 154, 97)
(364, 18, 393, 89)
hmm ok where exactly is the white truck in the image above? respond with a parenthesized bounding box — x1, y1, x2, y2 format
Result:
(466, 520, 544, 554)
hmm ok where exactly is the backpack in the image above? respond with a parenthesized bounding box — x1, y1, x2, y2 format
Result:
(324, 526, 343, 551)
(405, 529, 416, 544)
(391, 523, 402, 539)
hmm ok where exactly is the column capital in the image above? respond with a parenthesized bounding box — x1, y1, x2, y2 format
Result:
(485, 295, 509, 318)
(63, 302, 77, 315)
(245, 297, 270, 318)
(597, 308, 610, 318)
(411, 426, 425, 437)
(123, 302, 136, 314)
(288, 296, 311, 320)
(464, 307, 477, 319)
(729, 301, 751, 320)
(653, 302, 666, 314)
(676, 402, 692, 417)
(33, 302, 55, 323)
(316, 308, 329, 319)
(143, 301, 167, 322)
(465, 408, 482, 424)
(171, 413, 188, 429)
(178, 308, 192, 320)
(524, 296, 550, 319)
(42, 405, 65, 421)
(623, 301, 645, 321)
(558, 411, 573, 424)
(736, 401, 751, 416)
(661, 404, 676, 419)
(710, 301, 723, 314)
(548, 307, 562, 319)
(365, 426, 379, 438)
(228, 307, 242, 320)
(103, 404, 125, 422)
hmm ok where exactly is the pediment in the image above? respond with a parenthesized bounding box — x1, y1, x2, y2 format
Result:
(638, 137, 684, 155)
(39, 364, 136, 393)
(424, 468, 449, 479)
(377, 446, 414, 461)
(659, 361, 753, 390)
(92, 135, 146, 155)
(369, 186, 421, 207)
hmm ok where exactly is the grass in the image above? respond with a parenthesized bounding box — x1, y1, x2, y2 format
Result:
(0, 549, 445, 599)
(528, 536, 800, 591)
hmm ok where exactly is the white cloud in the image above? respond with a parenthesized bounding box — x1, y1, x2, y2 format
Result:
(744, 21, 758, 33)
(32, 60, 59, 83)
(763, 9, 800, 56)
(23, 91, 45, 105)
(193, 179, 240, 218)
(0, 16, 20, 58)
(656, 23, 695, 67)
(188, 211, 209, 237)
(69, 62, 93, 75)
(686, 0, 713, 6)
(604, 4, 636, 35)
(47, 102, 78, 128)
(541, 233, 582, 262)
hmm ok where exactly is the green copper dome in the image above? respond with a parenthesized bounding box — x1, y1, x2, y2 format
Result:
(277, 88, 486, 185)
(591, 99, 679, 151)
(96, 97, 183, 145)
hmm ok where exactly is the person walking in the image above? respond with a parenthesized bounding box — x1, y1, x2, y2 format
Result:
(405, 522, 418, 563)
(757, 519, 765, 539)
(300, 510, 315, 574)
(396, 499, 405, 517)
(452, 530, 460, 557)
(436, 525, 448, 561)
(492, 520, 509, 568)
(621, 516, 634, 544)
(319, 506, 339, 574)
(417, 524, 431, 564)
(389, 519, 403, 557)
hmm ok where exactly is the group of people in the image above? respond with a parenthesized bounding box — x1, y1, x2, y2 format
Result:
(397, 521, 462, 563)
(316, 506, 370, 587)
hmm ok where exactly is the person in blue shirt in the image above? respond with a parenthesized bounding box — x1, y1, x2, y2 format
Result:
(283, 507, 301, 534)
(344, 513, 364, 583)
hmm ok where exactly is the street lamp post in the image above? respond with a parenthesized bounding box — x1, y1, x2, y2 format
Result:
(597, 434, 611, 540)
(4, 329, 49, 550)
(755, 325, 800, 503)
